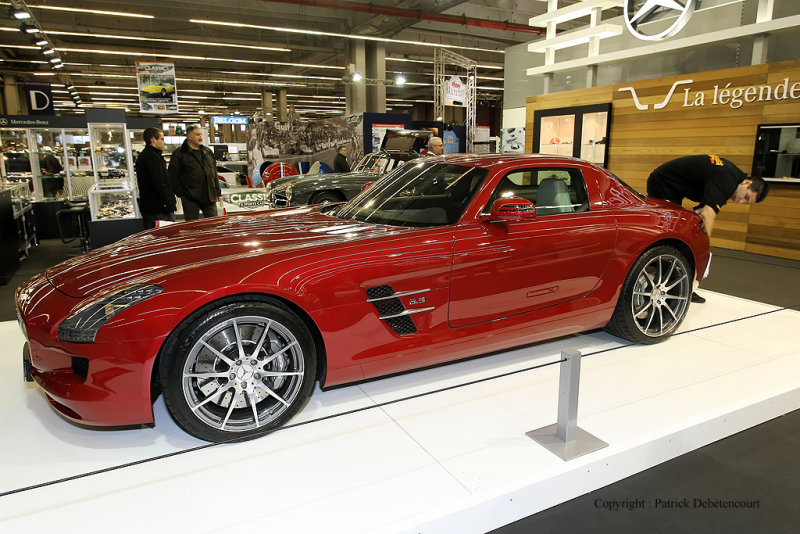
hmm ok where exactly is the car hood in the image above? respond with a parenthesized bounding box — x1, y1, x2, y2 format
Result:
(47, 208, 399, 298)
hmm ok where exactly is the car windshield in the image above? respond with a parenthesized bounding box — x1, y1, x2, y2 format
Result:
(332, 162, 487, 227)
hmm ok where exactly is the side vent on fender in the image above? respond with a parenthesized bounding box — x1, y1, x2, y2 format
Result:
(366, 285, 434, 336)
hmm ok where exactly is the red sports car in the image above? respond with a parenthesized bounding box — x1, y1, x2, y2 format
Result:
(17, 154, 710, 442)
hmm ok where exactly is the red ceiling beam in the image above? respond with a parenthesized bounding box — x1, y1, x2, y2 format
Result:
(265, 0, 546, 35)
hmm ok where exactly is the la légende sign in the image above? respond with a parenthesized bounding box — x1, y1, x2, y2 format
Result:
(619, 77, 800, 111)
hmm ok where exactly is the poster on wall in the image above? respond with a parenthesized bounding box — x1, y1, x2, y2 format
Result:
(371, 123, 405, 152)
(443, 130, 460, 154)
(136, 62, 178, 114)
(501, 127, 525, 153)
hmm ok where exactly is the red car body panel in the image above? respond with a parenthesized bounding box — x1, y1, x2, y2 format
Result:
(16, 154, 711, 428)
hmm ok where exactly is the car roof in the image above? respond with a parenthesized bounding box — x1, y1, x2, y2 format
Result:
(419, 153, 595, 168)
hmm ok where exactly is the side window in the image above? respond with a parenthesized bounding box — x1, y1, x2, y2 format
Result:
(484, 167, 590, 216)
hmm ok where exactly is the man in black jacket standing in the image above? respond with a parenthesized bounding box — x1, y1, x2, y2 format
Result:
(135, 127, 176, 229)
(333, 145, 350, 173)
(168, 124, 221, 220)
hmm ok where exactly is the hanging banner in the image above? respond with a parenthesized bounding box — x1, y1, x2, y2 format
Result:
(23, 81, 54, 115)
(444, 75, 467, 107)
(136, 62, 178, 114)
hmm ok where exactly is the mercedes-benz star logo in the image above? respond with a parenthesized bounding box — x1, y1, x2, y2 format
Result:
(624, 0, 695, 41)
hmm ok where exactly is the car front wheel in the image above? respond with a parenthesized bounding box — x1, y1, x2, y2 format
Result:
(310, 191, 344, 205)
(160, 299, 316, 442)
(606, 245, 692, 344)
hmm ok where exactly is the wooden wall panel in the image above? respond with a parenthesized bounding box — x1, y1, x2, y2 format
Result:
(524, 59, 800, 260)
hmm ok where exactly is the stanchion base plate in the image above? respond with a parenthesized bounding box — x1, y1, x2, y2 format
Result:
(526, 424, 608, 461)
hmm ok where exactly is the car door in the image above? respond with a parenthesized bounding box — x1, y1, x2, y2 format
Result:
(448, 164, 618, 328)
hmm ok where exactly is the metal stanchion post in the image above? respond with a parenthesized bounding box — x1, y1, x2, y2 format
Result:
(527, 349, 608, 461)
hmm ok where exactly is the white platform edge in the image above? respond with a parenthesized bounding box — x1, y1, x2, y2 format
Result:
(388, 387, 800, 534)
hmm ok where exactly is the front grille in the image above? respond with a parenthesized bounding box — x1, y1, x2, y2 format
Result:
(271, 193, 289, 207)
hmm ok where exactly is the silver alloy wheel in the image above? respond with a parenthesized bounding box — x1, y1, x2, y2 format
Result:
(630, 253, 690, 338)
(181, 315, 305, 433)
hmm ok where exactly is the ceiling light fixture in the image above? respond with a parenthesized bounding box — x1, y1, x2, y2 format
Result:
(55, 47, 341, 69)
(395, 73, 406, 86)
(45, 29, 290, 53)
(351, 71, 362, 82)
(20, 23, 40, 33)
(189, 18, 505, 54)
(33, 37, 47, 46)
(9, 4, 30, 19)
(25, 4, 154, 19)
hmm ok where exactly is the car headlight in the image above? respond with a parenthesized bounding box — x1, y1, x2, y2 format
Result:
(57, 284, 163, 343)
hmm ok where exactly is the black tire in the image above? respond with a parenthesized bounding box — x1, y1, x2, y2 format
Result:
(160, 88, 167, 97)
(310, 191, 344, 205)
(160, 298, 316, 442)
(605, 245, 692, 344)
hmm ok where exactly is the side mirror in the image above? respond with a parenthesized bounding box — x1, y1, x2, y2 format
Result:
(488, 196, 536, 221)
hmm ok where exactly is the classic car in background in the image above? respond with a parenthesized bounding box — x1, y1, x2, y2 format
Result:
(17, 154, 710, 443)
(265, 128, 432, 207)
(140, 83, 175, 97)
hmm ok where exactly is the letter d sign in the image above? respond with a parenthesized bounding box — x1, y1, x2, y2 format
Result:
(24, 81, 55, 115)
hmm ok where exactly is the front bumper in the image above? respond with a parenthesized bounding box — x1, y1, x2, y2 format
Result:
(17, 274, 166, 427)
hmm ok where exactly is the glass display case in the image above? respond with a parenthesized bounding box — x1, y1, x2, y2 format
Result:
(87, 123, 139, 220)
(0, 180, 36, 259)
(0, 128, 34, 188)
(752, 123, 800, 183)
(532, 104, 611, 168)
(31, 128, 67, 201)
(63, 129, 95, 200)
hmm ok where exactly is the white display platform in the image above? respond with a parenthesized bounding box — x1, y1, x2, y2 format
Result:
(0, 292, 798, 533)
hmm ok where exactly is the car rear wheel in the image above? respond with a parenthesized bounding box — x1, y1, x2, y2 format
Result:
(605, 245, 691, 344)
(160, 299, 316, 442)
(310, 191, 344, 205)
(160, 88, 167, 97)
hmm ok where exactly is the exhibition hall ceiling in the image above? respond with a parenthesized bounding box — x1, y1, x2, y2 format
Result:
(0, 0, 582, 121)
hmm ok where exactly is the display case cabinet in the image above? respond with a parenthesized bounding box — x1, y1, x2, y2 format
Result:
(87, 123, 139, 220)
(88, 184, 137, 220)
(0, 180, 36, 283)
(1, 128, 34, 192)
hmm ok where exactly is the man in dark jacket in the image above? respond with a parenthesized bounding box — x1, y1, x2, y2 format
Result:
(135, 127, 176, 229)
(333, 145, 350, 173)
(168, 124, 221, 220)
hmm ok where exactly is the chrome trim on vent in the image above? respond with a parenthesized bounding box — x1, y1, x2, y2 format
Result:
(379, 307, 435, 320)
(366, 288, 430, 302)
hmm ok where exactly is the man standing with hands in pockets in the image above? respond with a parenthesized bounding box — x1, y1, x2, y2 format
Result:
(169, 124, 221, 220)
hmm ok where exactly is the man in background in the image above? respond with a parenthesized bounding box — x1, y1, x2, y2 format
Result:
(333, 145, 350, 173)
(135, 127, 176, 229)
(427, 137, 444, 156)
(169, 124, 220, 220)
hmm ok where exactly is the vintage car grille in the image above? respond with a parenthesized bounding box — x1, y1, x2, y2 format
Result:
(270, 193, 289, 207)
(366, 285, 433, 336)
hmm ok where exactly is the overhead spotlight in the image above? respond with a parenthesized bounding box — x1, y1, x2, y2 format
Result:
(53, 63, 64, 69)
(20, 23, 40, 34)
(395, 74, 406, 86)
(34, 37, 48, 46)
(42, 48, 55, 55)
(49, 57, 62, 64)
(67, 85, 75, 91)
(351, 71, 362, 82)
(9, 5, 31, 20)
